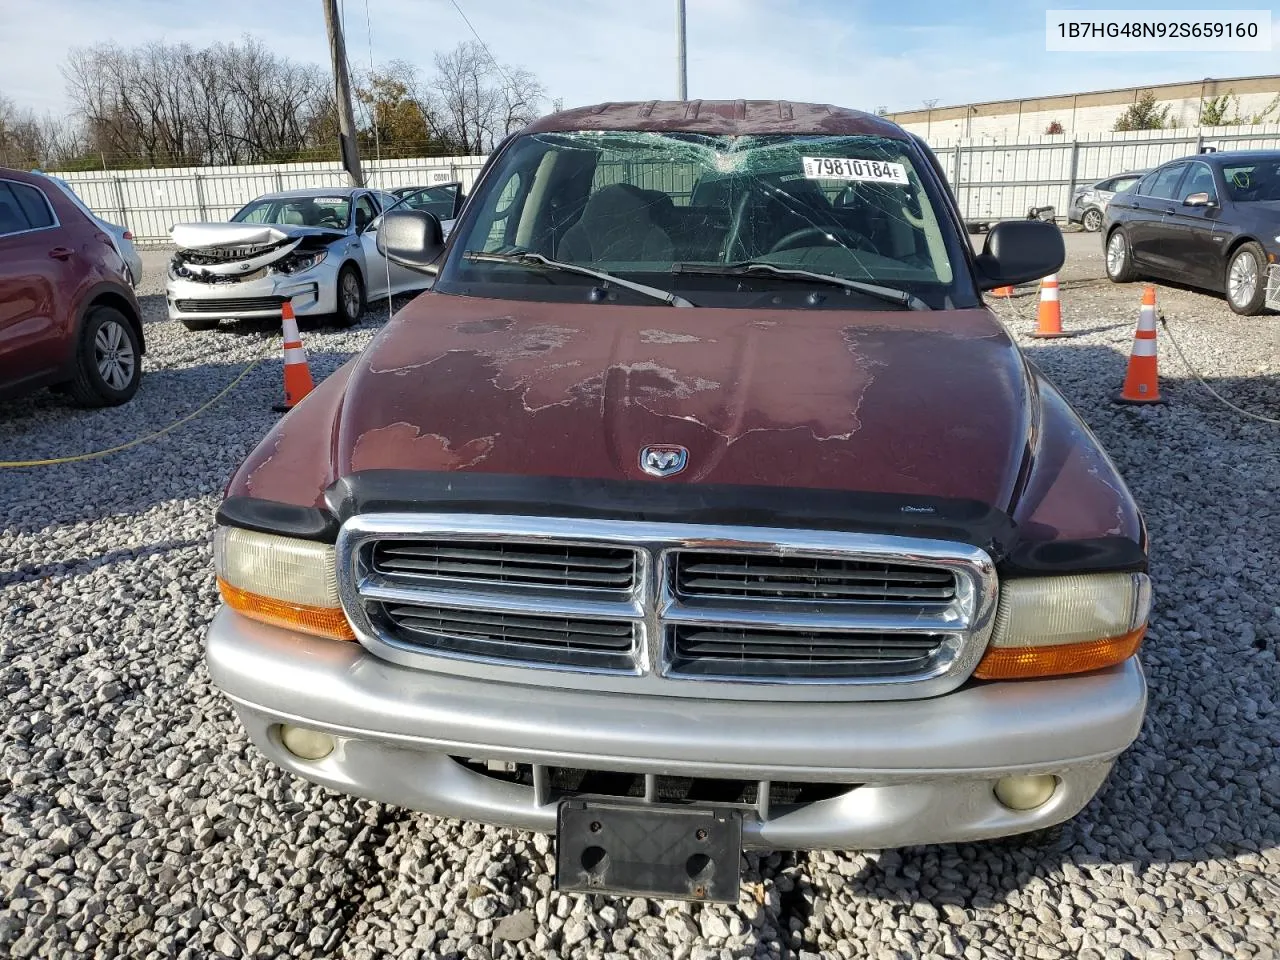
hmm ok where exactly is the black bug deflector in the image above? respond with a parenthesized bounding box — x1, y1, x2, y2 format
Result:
(556, 800, 742, 902)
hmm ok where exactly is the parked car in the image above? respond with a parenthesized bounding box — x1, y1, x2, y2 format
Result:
(1069, 170, 1145, 232)
(388, 182, 465, 237)
(205, 102, 1150, 900)
(0, 166, 145, 405)
(36, 172, 143, 287)
(166, 186, 428, 331)
(1105, 150, 1280, 314)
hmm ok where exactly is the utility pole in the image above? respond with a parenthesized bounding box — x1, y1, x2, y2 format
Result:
(675, 0, 687, 100)
(322, 0, 363, 187)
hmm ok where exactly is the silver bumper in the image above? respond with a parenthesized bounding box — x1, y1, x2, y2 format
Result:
(206, 608, 1147, 849)
(165, 269, 334, 321)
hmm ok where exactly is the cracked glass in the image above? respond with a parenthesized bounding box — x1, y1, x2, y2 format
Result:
(440, 130, 976, 310)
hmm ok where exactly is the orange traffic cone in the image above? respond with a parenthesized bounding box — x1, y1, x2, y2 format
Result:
(991, 285, 1015, 298)
(1030, 273, 1072, 338)
(272, 301, 315, 412)
(1114, 285, 1163, 405)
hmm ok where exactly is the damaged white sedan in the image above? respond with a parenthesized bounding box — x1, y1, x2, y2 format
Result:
(166, 187, 430, 330)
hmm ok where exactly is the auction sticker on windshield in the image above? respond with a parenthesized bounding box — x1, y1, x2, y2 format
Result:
(802, 157, 909, 184)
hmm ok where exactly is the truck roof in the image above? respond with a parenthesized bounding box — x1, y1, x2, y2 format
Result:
(523, 100, 909, 139)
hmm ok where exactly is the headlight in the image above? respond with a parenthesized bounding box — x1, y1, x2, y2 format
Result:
(276, 250, 328, 274)
(974, 572, 1150, 680)
(213, 526, 354, 640)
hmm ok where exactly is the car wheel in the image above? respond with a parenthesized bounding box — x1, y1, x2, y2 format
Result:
(334, 264, 365, 327)
(181, 317, 221, 332)
(1081, 207, 1103, 232)
(66, 306, 142, 407)
(1105, 229, 1137, 283)
(1225, 242, 1268, 315)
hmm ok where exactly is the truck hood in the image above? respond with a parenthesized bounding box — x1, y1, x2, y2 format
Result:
(327, 294, 1033, 508)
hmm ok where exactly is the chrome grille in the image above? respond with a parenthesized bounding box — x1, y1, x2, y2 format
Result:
(373, 540, 636, 590)
(673, 551, 956, 602)
(669, 625, 946, 680)
(375, 602, 637, 671)
(338, 514, 997, 702)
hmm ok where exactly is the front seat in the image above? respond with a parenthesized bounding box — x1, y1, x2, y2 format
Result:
(558, 184, 675, 263)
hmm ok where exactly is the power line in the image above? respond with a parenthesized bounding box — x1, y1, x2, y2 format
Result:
(446, 0, 518, 91)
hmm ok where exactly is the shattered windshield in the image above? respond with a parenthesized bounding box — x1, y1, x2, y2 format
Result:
(233, 195, 351, 229)
(439, 130, 975, 310)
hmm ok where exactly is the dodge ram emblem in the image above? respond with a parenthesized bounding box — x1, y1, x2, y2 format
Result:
(640, 444, 688, 478)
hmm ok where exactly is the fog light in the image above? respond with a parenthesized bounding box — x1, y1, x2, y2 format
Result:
(279, 725, 335, 761)
(994, 774, 1057, 811)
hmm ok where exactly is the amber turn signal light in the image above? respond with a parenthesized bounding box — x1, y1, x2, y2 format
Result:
(217, 577, 355, 641)
(973, 626, 1145, 680)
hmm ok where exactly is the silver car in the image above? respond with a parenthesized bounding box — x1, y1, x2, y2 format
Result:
(166, 187, 429, 331)
(1069, 170, 1145, 232)
(37, 172, 143, 287)
(389, 182, 464, 238)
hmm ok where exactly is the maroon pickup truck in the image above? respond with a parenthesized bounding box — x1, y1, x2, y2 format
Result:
(206, 101, 1149, 901)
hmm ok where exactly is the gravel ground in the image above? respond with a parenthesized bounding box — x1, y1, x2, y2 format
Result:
(1, 248, 1278, 960)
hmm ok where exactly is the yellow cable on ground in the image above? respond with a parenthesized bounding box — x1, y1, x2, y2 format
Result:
(0, 351, 272, 469)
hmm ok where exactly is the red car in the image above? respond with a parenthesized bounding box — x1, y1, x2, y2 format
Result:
(0, 166, 144, 405)
(207, 102, 1148, 900)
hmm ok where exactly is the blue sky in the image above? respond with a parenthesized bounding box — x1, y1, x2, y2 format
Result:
(1, 0, 1277, 118)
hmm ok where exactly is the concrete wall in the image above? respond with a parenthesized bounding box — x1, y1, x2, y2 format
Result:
(889, 75, 1280, 140)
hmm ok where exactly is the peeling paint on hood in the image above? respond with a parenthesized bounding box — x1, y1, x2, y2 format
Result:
(332, 293, 1033, 507)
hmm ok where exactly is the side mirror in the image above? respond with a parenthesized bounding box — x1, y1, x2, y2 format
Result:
(1183, 192, 1213, 207)
(973, 220, 1065, 291)
(376, 210, 445, 272)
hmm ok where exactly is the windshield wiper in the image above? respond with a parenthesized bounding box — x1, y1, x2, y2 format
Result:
(672, 261, 930, 310)
(463, 251, 695, 307)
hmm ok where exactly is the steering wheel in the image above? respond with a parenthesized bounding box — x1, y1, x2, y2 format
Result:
(768, 225, 873, 255)
(317, 213, 343, 227)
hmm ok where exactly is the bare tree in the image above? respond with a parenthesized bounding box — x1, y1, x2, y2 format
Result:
(19, 36, 547, 169)
(0, 93, 84, 168)
(432, 42, 545, 153)
(61, 37, 336, 166)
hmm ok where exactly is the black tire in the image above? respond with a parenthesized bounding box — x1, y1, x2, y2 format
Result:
(333, 264, 365, 327)
(181, 316, 220, 332)
(1105, 228, 1138, 283)
(65, 306, 142, 407)
(1225, 241, 1268, 316)
(1081, 207, 1103, 232)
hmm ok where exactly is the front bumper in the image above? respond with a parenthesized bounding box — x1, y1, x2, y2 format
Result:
(206, 608, 1147, 850)
(166, 267, 335, 322)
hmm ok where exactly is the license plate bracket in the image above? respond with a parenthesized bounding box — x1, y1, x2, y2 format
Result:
(556, 799, 742, 902)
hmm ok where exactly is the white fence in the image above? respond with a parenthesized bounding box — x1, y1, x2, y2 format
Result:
(931, 123, 1280, 223)
(48, 155, 488, 244)
(47, 122, 1280, 243)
